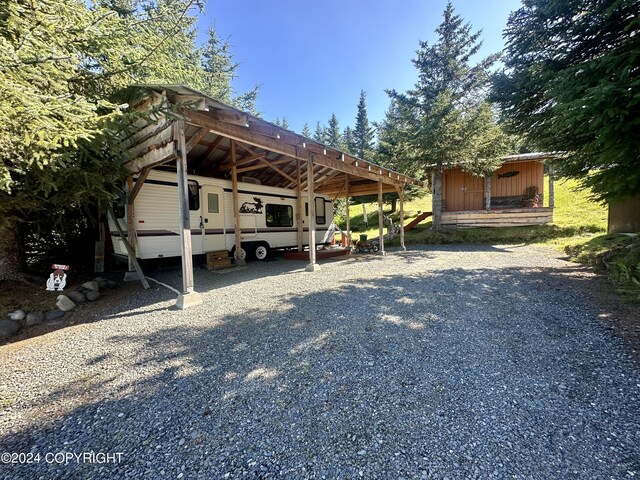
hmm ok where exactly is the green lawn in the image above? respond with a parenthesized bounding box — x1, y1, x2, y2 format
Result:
(335, 176, 608, 247)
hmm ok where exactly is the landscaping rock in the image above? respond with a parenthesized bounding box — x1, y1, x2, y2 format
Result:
(105, 279, 118, 289)
(26, 311, 44, 326)
(45, 310, 65, 321)
(8, 310, 25, 321)
(66, 290, 86, 303)
(82, 281, 99, 291)
(0, 319, 20, 337)
(85, 290, 100, 302)
(94, 277, 108, 290)
(56, 295, 76, 312)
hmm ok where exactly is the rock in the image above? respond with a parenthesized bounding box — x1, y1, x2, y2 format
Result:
(67, 290, 86, 303)
(8, 310, 25, 321)
(82, 281, 99, 291)
(0, 319, 20, 337)
(106, 280, 118, 289)
(85, 290, 100, 302)
(56, 295, 76, 312)
(26, 311, 44, 326)
(94, 277, 108, 290)
(46, 310, 65, 321)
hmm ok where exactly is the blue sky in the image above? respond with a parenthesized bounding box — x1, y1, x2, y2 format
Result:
(197, 0, 522, 134)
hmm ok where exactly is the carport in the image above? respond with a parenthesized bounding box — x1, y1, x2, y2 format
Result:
(120, 85, 423, 308)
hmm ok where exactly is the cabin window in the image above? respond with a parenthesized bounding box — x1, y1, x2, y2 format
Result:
(207, 193, 219, 213)
(315, 197, 326, 225)
(188, 181, 199, 211)
(266, 204, 293, 227)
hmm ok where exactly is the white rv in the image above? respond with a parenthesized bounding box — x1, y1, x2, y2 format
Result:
(109, 170, 334, 261)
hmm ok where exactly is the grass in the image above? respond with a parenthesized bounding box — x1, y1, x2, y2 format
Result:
(335, 177, 607, 247)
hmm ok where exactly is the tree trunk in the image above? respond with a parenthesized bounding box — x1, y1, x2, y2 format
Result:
(432, 166, 443, 231)
(0, 220, 23, 281)
(390, 197, 397, 213)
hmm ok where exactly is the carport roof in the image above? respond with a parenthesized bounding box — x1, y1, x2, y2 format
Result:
(124, 84, 423, 198)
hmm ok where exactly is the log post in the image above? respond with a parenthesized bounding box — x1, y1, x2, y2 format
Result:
(305, 157, 319, 272)
(377, 179, 386, 255)
(125, 175, 137, 280)
(296, 159, 303, 251)
(344, 175, 351, 248)
(174, 120, 202, 309)
(548, 163, 555, 209)
(484, 173, 492, 211)
(399, 185, 406, 251)
(432, 166, 442, 231)
(231, 140, 246, 265)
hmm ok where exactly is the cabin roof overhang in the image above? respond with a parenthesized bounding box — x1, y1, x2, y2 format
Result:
(425, 152, 564, 172)
(122, 84, 423, 198)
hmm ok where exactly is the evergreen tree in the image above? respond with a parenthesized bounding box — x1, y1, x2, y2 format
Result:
(389, 2, 503, 230)
(301, 123, 312, 138)
(281, 116, 290, 130)
(342, 126, 356, 155)
(326, 113, 342, 148)
(354, 90, 375, 160)
(313, 122, 327, 143)
(492, 0, 640, 201)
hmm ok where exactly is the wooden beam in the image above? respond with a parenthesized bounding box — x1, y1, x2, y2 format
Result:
(175, 120, 196, 295)
(548, 163, 555, 208)
(182, 111, 417, 187)
(484, 174, 491, 211)
(296, 159, 303, 252)
(257, 157, 296, 184)
(126, 175, 136, 272)
(231, 141, 245, 264)
(236, 157, 290, 174)
(107, 205, 149, 289)
(195, 135, 225, 173)
(128, 167, 151, 205)
(186, 127, 208, 153)
(125, 143, 176, 173)
(378, 180, 385, 255)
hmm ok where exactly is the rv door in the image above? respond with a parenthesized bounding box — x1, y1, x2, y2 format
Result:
(201, 185, 225, 252)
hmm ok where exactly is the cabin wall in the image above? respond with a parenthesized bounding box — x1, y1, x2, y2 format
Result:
(442, 161, 544, 212)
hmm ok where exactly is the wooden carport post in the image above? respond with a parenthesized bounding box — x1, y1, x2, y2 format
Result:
(174, 120, 203, 309)
(124, 175, 138, 281)
(231, 140, 246, 265)
(305, 157, 320, 272)
(296, 159, 303, 252)
(377, 180, 386, 255)
(344, 175, 351, 248)
(398, 184, 406, 251)
(484, 174, 492, 211)
(548, 163, 555, 208)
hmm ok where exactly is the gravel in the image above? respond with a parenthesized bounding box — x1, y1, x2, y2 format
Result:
(1, 245, 639, 479)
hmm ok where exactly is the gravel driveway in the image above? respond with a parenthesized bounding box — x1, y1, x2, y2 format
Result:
(1, 245, 639, 479)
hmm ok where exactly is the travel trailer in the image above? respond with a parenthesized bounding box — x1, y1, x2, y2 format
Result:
(109, 169, 335, 261)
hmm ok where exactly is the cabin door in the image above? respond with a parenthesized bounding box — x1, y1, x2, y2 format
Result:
(201, 185, 225, 252)
(463, 174, 484, 210)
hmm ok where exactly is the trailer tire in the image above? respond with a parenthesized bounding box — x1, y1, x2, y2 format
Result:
(231, 245, 247, 262)
(253, 243, 270, 261)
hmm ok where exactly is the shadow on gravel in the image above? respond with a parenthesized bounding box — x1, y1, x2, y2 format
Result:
(2, 258, 639, 479)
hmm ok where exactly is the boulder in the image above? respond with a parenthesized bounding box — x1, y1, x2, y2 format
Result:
(94, 277, 108, 290)
(26, 311, 44, 326)
(8, 310, 25, 321)
(105, 280, 118, 289)
(85, 290, 100, 302)
(82, 281, 99, 291)
(46, 310, 65, 321)
(56, 295, 76, 312)
(66, 290, 86, 303)
(0, 319, 20, 337)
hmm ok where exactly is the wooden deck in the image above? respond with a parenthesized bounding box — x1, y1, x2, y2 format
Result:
(441, 208, 553, 228)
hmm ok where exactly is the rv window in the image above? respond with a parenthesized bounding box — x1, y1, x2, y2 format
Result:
(266, 204, 293, 227)
(188, 181, 199, 210)
(207, 193, 219, 213)
(315, 197, 326, 225)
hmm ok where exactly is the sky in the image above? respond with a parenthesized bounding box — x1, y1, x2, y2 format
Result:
(197, 0, 523, 134)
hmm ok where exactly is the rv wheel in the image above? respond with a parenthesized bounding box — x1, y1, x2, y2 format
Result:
(253, 244, 269, 261)
(231, 246, 247, 261)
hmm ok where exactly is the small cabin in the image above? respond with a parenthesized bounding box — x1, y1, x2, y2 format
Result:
(439, 153, 556, 228)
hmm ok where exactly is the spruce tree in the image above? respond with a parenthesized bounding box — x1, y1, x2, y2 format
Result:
(326, 114, 342, 148)
(354, 90, 375, 160)
(343, 126, 356, 155)
(313, 122, 327, 143)
(301, 123, 312, 138)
